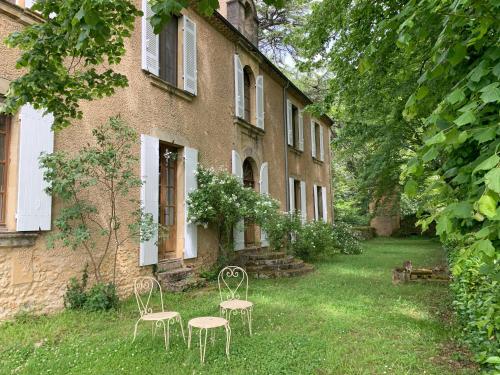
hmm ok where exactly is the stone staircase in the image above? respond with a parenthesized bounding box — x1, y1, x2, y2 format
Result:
(156, 258, 205, 292)
(239, 251, 314, 279)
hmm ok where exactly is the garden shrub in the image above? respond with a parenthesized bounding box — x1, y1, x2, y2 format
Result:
(445, 242, 499, 371)
(63, 267, 119, 312)
(331, 222, 362, 255)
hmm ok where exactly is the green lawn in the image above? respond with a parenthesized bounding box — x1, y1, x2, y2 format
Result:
(0, 238, 477, 374)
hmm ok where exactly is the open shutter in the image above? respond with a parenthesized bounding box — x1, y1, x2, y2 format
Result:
(256, 75, 264, 129)
(311, 120, 316, 158)
(16, 105, 54, 231)
(259, 162, 269, 247)
(141, 0, 159, 75)
(183, 16, 197, 95)
(232, 150, 245, 250)
(139, 134, 159, 266)
(322, 186, 328, 222)
(289, 177, 295, 212)
(234, 55, 244, 118)
(24, 0, 34, 7)
(287, 100, 293, 146)
(300, 181, 306, 223)
(313, 184, 319, 221)
(184, 147, 198, 259)
(319, 124, 324, 161)
(298, 110, 304, 151)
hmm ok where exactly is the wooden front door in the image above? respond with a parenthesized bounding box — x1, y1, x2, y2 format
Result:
(159, 144, 177, 259)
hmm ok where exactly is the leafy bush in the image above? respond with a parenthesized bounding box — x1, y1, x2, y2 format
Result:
(331, 222, 363, 255)
(445, 242, 499, 371)
(259, 211, 302, 252)
(63, 267, 118, 312)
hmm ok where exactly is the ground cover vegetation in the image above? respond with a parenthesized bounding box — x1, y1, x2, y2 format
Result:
(0, 238, 477, 375)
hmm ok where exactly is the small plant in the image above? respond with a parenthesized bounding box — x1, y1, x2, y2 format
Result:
(63, 266, 119, 312)
(332, 222, 362, 255)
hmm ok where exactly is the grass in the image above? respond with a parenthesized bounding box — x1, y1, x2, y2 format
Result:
(0, 238, 477, 374)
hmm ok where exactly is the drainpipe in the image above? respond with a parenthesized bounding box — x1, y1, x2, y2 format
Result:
(283, 82, 290, 211)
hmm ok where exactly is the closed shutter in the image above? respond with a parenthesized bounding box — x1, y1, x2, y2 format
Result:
(322, 186, 328, 222)
(16, 105, 54, 231)
(287, 100, 293, 146)
(319, 124, 324, 161)
(24, 0, 34, 7)
(300, 180, 306, 223)
(298, 110, 304, 151)
(256, 75, 264, 129)
(313, 184, 319, 221)
(232, 150, 245, 250)
(183, 16, 197, 95)
(259, 162, 269, 247)
(141, 0, 159, 75)
(311, 120, 316, 158)
(234, 55, 244, 118)
(289, 177, 295, 212)
(184, 147, 198, 259)
(139, 134, 159, 266)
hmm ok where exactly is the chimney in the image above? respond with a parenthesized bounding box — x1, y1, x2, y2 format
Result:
(218, 0, 258, 45)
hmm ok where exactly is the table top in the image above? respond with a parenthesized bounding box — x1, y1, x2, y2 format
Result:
(188, 316, 228, 329)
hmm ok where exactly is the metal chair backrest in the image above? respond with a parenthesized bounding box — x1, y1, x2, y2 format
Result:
(133, 277, 164, 317)
(218, 266, 249, 302)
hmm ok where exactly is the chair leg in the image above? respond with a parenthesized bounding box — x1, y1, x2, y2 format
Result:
(133, 319, 141, 342)
(225, 323, 231, 358)
(248, 308, 253, 336)
(199, 328, 208, 364)
(178, 315, 186, 343)
(160, 320, 169, 351)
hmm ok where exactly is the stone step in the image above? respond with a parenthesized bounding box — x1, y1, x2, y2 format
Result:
(157, 258, 184, 273)
(157, 267, 193, 283)
(246, 251, 286, 261)
(246, 259, 304, 273)
(162, 276, 206, 293)
(246, 255, 295, 267)
(249, 264, 314, 279)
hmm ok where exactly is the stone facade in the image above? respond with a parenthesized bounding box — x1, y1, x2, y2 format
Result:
(0, 0, 333, 320)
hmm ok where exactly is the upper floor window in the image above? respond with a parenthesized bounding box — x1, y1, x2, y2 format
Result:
(243, 67, 253, 122)
(0, 113, 10, 225)
(311, 120, 324, 161)
(286, 100, 304, 151)
(159, 16, 179, 86)
(234, 55, 264, 129)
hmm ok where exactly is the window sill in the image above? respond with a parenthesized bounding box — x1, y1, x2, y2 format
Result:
(313, 157, 324, 165)
(145, 72, 195, 102)
(0, 232, 38, 248)
(288, 146, 303, 156)
(234, 117, 265, 138)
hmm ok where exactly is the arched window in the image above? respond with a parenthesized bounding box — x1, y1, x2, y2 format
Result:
(243, 67, 253, 122)
(243, 158, 254, 189)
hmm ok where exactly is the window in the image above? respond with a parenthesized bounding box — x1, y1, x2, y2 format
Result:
(158, 143, 178, 258)
(292, 105, 299, 147)
(159, 16, 178, 86)
(316, 185, 323, 220)
(293, 179, 301, 213)
(314, 122, 321, 157)
(0, 113, 9, 225)
(244, 69, 251, 122)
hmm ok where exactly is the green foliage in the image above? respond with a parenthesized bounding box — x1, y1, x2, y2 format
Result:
(64, 267, 119, 312)
(0, 0, 140, 130)
(41, 117, 160, 283)
(259, 211, 302, 252)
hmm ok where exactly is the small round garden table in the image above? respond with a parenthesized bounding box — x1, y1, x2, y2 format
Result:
(187, 316, 231, 363)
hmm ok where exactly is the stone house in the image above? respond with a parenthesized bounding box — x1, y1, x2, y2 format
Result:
(0, 0, 333, 319)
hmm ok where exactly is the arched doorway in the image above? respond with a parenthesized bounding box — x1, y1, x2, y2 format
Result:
(243, 158, 256, 247)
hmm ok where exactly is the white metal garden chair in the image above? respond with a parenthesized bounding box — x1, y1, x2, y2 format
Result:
(133, 276, 185, 351)
(218, 266, 254, 335)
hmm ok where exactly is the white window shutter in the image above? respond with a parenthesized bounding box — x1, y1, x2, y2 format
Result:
(298, 110, 304, 151)
(232, 150, 245, 250)
(184, 147, 198, 259)
(256, 75, 264, 129)
(319, 124, 324, 161)
(322, 186, 328, 222)
(289, 177, 295, 212)
(234, 55, 244, 118)
(141, 0, 159, 76)
(259, 162, 269, 247)
(300, 180, 306, 223)
(139, 134, 159, 266)
(16, 105, 54, 232)
(287, 100, 293, 146)
(311, 120, 316, 158)
(313, 184, 319, 221)
(24, 0, 34, 7)
(183, 16, 197, 95)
